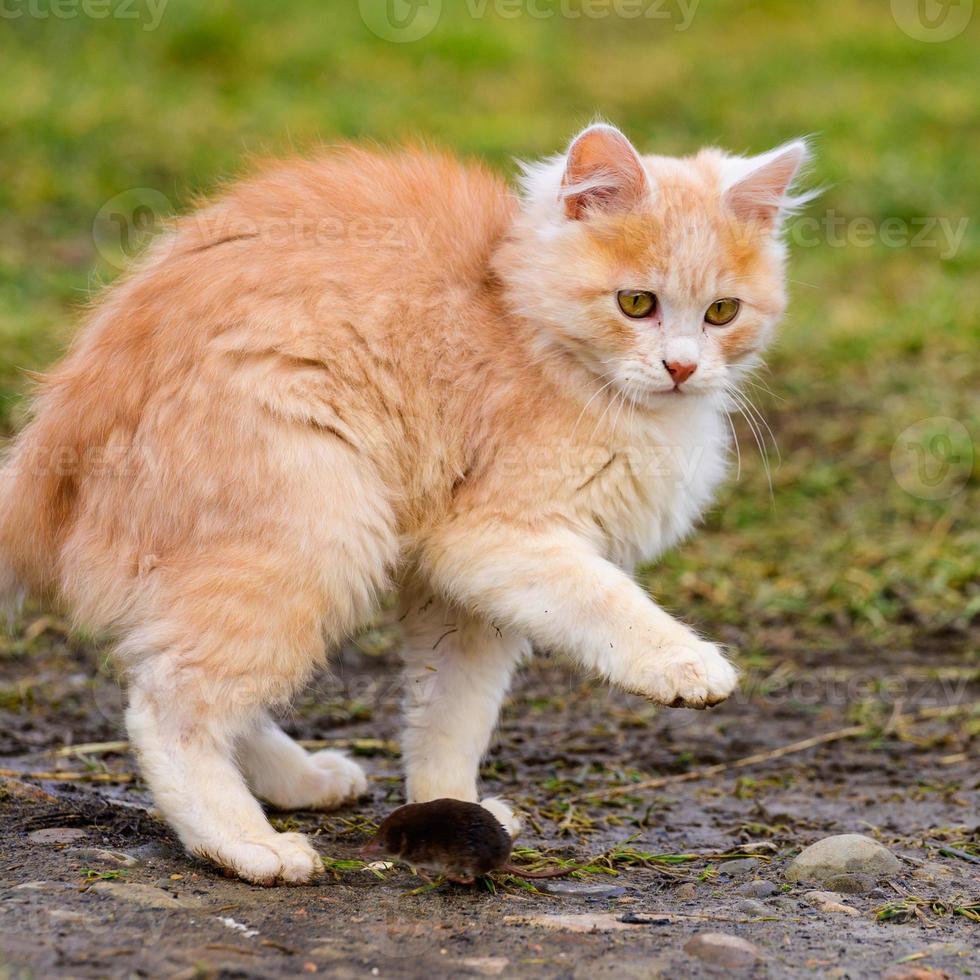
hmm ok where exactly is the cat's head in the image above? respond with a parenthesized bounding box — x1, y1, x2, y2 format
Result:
(496, 124, 810, 405)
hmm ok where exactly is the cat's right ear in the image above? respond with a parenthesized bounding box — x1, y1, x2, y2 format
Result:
(560, 125, 648, 220)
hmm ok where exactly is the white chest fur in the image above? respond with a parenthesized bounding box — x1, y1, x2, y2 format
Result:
(573, 398, 730, 569)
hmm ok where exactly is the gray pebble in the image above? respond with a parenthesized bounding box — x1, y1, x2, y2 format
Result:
(716, 858, 760, 876)
(684, 932, 763, 969)
(736, 898, 769, 916)
(736, 879, 778, 898)
(28, 828, 89, 845)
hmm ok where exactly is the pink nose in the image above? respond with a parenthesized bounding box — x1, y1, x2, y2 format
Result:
(663, 360, 697, 384)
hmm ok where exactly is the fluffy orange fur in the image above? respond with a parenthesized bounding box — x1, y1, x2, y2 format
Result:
(0, 125, 807, 883)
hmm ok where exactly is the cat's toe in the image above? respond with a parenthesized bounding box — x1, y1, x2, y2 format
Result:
(199, 832, 323, 886)
(648, 641, 738, 709)
(311, 750, 369, 802)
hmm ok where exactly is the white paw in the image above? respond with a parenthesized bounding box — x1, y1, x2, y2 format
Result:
(256, 751, 367, 811)
(641, 640, 738, 709)
(309, 750, 369, 805)
(197, 831, 322, 886)
(480, 797, 521, 839)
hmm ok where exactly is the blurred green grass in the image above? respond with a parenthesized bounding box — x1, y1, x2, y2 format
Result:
(0, 0, 977, 654)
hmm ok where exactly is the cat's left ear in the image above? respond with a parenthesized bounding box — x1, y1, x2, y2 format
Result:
(722, 140, 810, 229)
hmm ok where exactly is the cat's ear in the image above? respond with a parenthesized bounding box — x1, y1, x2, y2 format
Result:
(560, 124, 648, 220)
(722, 140, 810, 228)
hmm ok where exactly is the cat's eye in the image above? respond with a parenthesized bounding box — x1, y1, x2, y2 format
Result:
(704, 298, 740, 326)
(616, 290, 657, 319)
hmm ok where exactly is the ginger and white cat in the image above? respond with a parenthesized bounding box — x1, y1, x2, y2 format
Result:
(0, 124, 808, 884)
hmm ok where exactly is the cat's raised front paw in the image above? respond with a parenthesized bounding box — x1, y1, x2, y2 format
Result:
(641, 640, 738, 709)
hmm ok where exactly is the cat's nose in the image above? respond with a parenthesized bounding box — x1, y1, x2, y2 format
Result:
(663, 360, 697, 385)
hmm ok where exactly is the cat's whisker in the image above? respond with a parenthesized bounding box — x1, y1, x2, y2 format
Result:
(723, 404, 742, 481)
(572, 373, 619, 434)
(589, 378, 628, 442)
(725, 385, 774, 502)
(733, 386, 781, 465)
(609, 380, 631, 435)
(740, 375, 785, 405)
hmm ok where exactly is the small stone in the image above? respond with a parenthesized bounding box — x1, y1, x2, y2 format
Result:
(88, 880, 199, 909)
(822, 872, 874, 894)
(684, 932, 763, 969)
(72, 847, 139, 868)
(736, 879, 778, 898)
(535, 880, 626, 898)
(28, 828, 88, 845)
(460, 957, 510, 977)
(785, 834, 901, 883)
(803, 890, 860, 916)
(716, 858, 760, 876)
(736, 898, 768, 916)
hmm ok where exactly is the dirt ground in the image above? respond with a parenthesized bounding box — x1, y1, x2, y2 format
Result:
(1, 616, 977, 979)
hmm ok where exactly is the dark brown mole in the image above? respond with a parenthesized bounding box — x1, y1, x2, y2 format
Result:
(361, 799, 576, 882)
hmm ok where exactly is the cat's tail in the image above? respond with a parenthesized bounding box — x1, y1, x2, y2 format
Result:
(0, 414, 68, 627)
(0, 459, 27, 626)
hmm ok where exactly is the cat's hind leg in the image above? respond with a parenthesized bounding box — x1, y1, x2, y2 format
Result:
(126, 658, 325, 885)
(237, 715, 367, 811)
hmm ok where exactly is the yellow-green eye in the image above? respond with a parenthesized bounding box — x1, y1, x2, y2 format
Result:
(616, 290, 657, 319)
(705, 298, 740, 326)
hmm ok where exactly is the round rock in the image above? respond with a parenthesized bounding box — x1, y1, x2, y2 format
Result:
(684, 933, 763, 969)
(736, 879, 779, 898)
(716, 858, 760, 877)
(28, 828, 88, 845)
(785, 834, 900, 883)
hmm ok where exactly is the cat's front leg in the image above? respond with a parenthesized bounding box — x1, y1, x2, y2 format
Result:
(420, 522, 737, 708)
(398, 582, 529, 837)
